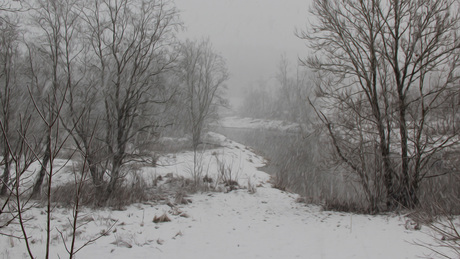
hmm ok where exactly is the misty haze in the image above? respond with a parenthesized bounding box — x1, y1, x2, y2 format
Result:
(0, 0, 459, 258)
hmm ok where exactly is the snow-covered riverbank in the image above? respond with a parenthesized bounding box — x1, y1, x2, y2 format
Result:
(0, 131, 451, 258)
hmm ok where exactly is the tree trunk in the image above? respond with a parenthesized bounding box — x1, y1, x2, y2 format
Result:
(88, 157, 104, 193)
(379, 128, 397, 209)
(192, 126, 201, 151)
(106, 152, 123, 195)
(31, 143, 51, 198)
(397, 88, 412, 208)
(0, 153, 10, 195)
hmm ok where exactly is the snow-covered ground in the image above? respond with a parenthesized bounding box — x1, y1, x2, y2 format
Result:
(0, 131, 455, 258)
(216, 116, 302, 133)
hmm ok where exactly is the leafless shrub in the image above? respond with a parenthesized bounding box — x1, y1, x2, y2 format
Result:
(203, 175, 213, 184)
(188, 150, 211, 187)
(271, 171, 288, 192)
(111, 235, 133, 248)
(429, 218, 460, 258)
(323, 197, 372, 214)
(215, 156, 239, 191)
(48, 172, 163, 209)
(299, 0, 460, 212)
(414, 215, 460, 259)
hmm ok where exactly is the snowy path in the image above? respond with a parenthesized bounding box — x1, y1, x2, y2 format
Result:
(71, 186, 435, 259)
(0, 132, 446, 258)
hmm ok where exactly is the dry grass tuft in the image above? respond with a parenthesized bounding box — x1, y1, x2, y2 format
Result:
(323, 197, 370, 214)
(153, 213, 171, 223)
(270, 174, 288, 192)
(174, 190, 192, 205)
(203, 175, 213, 183)
(215, 156, 240, 192)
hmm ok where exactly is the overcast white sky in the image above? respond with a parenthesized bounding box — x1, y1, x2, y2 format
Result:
(174, 0, 312, 108)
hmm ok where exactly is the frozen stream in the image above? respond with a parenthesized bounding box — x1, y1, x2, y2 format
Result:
(212, 126, 308, 176)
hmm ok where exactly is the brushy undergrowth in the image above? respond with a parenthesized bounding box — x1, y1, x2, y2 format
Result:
(322, 198, 373, 214)
(45, 170, 196, 209)
(48, 181, 156, 209)
(216, 126, 460, 215)
(45, 162, 245, 210)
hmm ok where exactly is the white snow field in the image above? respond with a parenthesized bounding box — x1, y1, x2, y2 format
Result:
(0, 131, 454, 259)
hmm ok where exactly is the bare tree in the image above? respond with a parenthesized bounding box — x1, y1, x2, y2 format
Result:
(0, 15, 20, 195)
(298, 0, 395, 211)
(275, 54, 301, 121)
(81, 0, 180, 195)
(0, 0, 177, 256)
(179, 39, 228, 150)
(274, 54, 314, 123)
(0, 1, 27, 24)
(0, 14, 44, 259)
(238, 83, 274, 119)
(0, 17, 39, 258)
(22, 1, 87, 257)
(177, 39, 228, 183)
(377, 0, 460, 207)
(0, 115, 38, 259)
(24, 0, 84, 198)
(299, 0, 460, 210)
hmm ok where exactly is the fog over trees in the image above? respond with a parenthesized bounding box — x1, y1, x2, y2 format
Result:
(1, 0, 460, 257)
(0, 0, 458, 215)
(301, 0, 460, 211)
(238, 0, 460, 214)
(0, 0, 229, 256)
(0, 0, 222, 214)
